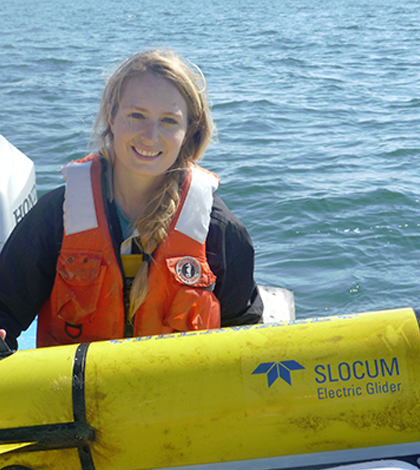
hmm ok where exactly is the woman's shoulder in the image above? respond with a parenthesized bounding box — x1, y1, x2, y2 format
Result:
(30, 186, 65, 222)
(211, 195, 243, 225)
(210, 195, 252, 242)
(37, 186, 65, 205)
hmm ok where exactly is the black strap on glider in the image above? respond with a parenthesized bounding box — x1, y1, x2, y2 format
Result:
(73, 343, 96, 470)
(0, 343, 96, 470)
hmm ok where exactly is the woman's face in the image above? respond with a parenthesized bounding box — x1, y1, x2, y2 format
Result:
(111, 73, 189, 184)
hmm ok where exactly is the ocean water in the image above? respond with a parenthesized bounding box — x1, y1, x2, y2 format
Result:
(1, 0, 419, 349)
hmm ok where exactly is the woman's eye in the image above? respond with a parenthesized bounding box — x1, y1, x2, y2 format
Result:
(162, 117, 178, 125)
(129, 112, 144, 119)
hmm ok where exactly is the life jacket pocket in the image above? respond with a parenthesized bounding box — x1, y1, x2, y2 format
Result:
(54, 250, 106, 324)
(166, 287, 220, 331)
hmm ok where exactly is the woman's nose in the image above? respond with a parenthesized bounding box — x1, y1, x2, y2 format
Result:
(140, 120, 159, 143)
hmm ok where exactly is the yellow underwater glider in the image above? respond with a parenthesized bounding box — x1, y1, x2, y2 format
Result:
(1, 307, 420, 470)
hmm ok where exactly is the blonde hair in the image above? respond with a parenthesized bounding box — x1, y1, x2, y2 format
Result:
(93, 48, 216, 323)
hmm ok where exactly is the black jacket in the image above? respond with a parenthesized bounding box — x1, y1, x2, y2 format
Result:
(0, 166, 262, 349)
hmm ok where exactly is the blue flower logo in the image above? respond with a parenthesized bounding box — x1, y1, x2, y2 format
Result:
(252, 360, 305, 387)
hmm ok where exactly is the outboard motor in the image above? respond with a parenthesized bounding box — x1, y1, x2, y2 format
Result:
(0, 135, 37, 252)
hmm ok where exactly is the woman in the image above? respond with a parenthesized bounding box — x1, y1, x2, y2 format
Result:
(0, 48, 262, 349)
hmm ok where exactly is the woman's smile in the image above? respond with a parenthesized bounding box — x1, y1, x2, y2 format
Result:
(132, 146, 161, 159)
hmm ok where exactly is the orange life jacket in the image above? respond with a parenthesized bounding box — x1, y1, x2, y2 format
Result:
(37, 155, 220, 347)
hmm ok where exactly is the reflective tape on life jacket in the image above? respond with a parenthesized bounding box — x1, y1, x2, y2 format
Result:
(37, 155, 220, 347)
(175, 165, 219, 244)
(61, 159, 98, 235)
